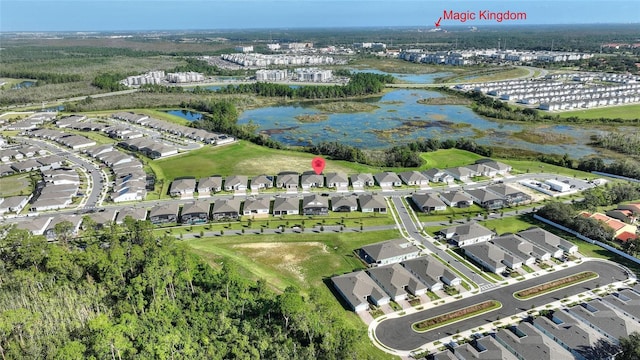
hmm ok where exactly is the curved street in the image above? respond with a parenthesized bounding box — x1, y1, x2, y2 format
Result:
(373, 259, 630, 352)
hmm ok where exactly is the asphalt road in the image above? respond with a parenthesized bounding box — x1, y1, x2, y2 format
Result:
(374, 259, 630, 351)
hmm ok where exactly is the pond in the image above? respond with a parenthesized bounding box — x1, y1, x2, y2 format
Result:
(237, 89, 618, 158)
(11, 81, 36, 90)
(163, 110, 203, 121)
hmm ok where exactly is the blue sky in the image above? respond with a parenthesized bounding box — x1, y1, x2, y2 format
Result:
(1, 0, 638, 32)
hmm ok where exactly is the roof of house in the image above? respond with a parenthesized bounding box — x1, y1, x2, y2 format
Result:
(568, 300, 640, 340)
(399, 171, 428, 183)
(170, 178, 196, 192)
(276, 172, 299, 185)
(149, 203, 180, 218)
(464, 242, 519, 269)
(445, 166, 475, 178)
(243, 197, 271, 211)
(358, 194, 386, 209)
(15, 216, 52, 233)
(374, 171, 402, 184)
(325, 172, 348, 184)
(491, 234, 543, 261)
(517, 227, 576, 252)
(476, 159, 511, 172)
(466, 188, 503, 203)
(198, 176, 223, 189)
(212, 198, 241, 213)
(455, 336, 518, 360)
(225, 175, 248, 187)
(300, 171, 324, 185)
(486, 183, 526, 197)
(617, 231, 638, 243)
(619, 202, 640, 213)
(0, 196, 28, 209)
(273, 197, 299, 212)
(251, 174, 273, 186)
(602, 289, 640, 321)
(401, 256, 459, 286)
(360, 239, 420, 263)
(302, 194, 328, 209)
(350, 173, 374, 184)
(422, 168, 446, 178)
(440, 191, 473, 204)
(331, 271, 388, 310)
(115, 207, 148, 223)
(496, 322, 571, 360)
(367, 263, 427, 298)
(182, 202, 210, 216)
(412, 193, 446, 209)
(440, 222, 494, 241)
(331, 195, 357, 208)
(533, 311, 608, 357)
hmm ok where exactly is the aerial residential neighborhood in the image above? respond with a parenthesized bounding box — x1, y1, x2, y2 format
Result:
(1, 4, 639, 358)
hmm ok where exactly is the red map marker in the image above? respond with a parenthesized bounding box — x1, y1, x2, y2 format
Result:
(312, 157, 326, 175)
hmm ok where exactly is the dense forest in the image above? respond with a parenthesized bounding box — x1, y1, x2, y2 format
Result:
(0, 220, 359, 359)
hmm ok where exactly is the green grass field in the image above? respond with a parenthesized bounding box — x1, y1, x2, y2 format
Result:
(185, 229, 401, 360)
(151, 140, 381, 182)
(419, 149, 484, 169)
(558, 103, 640, 120)
(0, 173, 33, 197)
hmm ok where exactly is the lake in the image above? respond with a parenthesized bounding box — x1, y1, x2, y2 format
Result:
(11, 81, 36, 89)
(163, 110, 203, 121)
(237, 89, 614, 158)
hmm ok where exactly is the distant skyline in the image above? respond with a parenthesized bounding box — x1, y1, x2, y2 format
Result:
(1, 0, 639, 32)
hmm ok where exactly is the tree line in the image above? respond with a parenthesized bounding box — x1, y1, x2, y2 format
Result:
(0, 220, 359, 359)
(0, 71, 82, 85)
(590, 133, 640, 156)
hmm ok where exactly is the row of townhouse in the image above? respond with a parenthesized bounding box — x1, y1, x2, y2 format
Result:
(0, 144, 48, 163)
(220, 53, 334, 67)
(83, 144, 147, 203)
(167, 159, 512, 197)
(1, 154, 64, 176)
(30, 168, 81, 211)
(0, 195, 31, 215)
(148, 193, 388, 225)
(332, 252, 462, 311)
(111, 112, 234, 145)
(411, 183, 532, 213)
(117, 137, 178, 160)
(3, 112, 56, 131)
(27, 128, 96, 150)
(441, 223, 578, 274)
(13, 214, 83, 240)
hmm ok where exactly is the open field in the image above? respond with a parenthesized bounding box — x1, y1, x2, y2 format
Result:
(151, 140, 382, 181)
(186, 229, 401, 360)
(0, 173, 32, 197)
(558, 103, 640, 120)
(419, 148, 484, 169)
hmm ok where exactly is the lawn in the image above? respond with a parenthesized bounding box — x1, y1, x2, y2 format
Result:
(152, 140, 382, 182)
(0, 172, 33, 197)
(499, 158, 595, 179)
(558, 103, 640, 120)
(419, 149, 484, 169)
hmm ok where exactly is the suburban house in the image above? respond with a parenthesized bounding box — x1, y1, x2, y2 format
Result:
(422, 168, 454, 184)
(350, 173, 375, 188)
(325, 172, 349, 189)
(330, 195, 358, 212)
(180, 202, 210, 224)
(581, 212, 638, 241)
(0, 195, 30, 214)
(490, 234, 543, 264)
(439, 222, 494, 247)
(486, 183, 532, 206)
(477, 159, 512, 175)
(495, 322, 573, 360)
(44, 215, 83, 241)
(211, 199, 241, 220)
(85, 209, 118, 228)
(566, 300, 640, 341)
(149, 203, 180, 224)
(401, 256, 462, 290)
(358, 239, 421, 266)
(300, 171, 324, 190)
(440, 191, 473, 208)
(618, 202, 640, 218)
(250, 174, 274, 190)
(444, 166, 476, 182)
(331, 271, 391, 312)
(358, 194, 387, 213)
(411, 193, 447, 213)
(465, 163, 498, 178)
(197, 176, 223, 194)
(302, 194, 329, 216)
(532, 310, 615, 360)
(242, 197, 271, 217)
(606, 209, 637, 224)
(517, 227, 577, 257)
(399, 171, 429, 186)
(276, 172, 299, 190)
(15, 216, 52, 236)
(463, 242, 523, 273)
(465, 188, 505, 209)
(272, 197, 299, 216)
(169, 178, 196, 197)
(453, 336, 519, 360)
(366, 263, 428, 301)
(115, 207, 148, 224)
(374, 172, 402, 187)
(224, 175, 248, 191)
